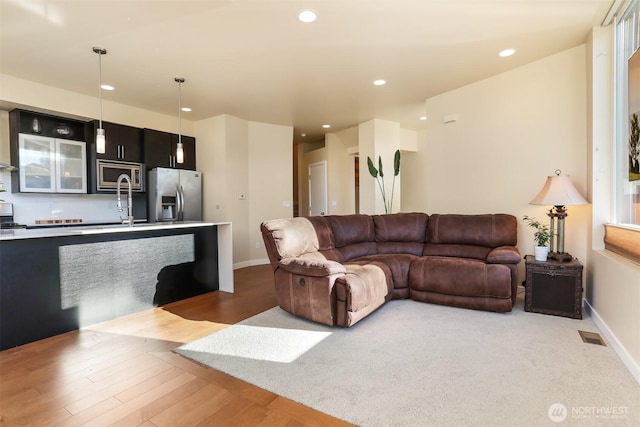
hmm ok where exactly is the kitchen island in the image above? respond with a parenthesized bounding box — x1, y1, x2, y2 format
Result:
(0, 221, 233, 350)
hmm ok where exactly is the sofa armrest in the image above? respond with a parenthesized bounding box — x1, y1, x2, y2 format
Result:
(279, 257, 347, 277)
(487, 246, 521, 264)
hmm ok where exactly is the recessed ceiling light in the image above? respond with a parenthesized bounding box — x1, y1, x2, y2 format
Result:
(301, 133, 307, 137)
(420, 116, 427, 121)
(100, 84, 114, 91)
(322, 124, 331, 129)
(181, 107, 191, 112)
(373, 79, 386, 86)
(298, 9, 317, 23)
(499, 48, 516, 57)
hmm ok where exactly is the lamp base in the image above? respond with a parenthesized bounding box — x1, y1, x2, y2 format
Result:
(547, 251, 574, 262)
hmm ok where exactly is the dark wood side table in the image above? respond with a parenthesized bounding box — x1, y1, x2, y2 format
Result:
(524, 255, 583, 319)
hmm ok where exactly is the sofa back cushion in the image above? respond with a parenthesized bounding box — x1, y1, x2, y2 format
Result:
(261, 217, 321, 261)
(426, 214, 517, 247)
(373, 212, 428, 255)
(326, 214, 377, 261)
(422, 243, 491, 260)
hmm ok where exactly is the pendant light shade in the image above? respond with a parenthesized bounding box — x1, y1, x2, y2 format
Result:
(175, 77, 185, 164)
(96, 128, 106, 154)
(93, 47, 107, 154)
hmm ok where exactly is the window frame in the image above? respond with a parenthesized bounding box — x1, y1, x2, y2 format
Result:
(608, 0, 640, 264)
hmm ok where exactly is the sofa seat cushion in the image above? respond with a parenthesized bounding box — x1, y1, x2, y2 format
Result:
(334, 263, 392, 327)
(408, 256, 512, 299)
(348, 253, 420, 299)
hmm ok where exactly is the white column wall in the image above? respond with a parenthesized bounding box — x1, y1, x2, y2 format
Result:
(248, 121, 293, 263)
(358, 119, 401, 214)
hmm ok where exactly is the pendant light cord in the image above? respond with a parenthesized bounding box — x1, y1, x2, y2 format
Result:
(98, 52, 103, 128)
(178, 80, 182, 144)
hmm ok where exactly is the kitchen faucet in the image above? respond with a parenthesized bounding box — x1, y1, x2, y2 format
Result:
(116, 174, 134, 226)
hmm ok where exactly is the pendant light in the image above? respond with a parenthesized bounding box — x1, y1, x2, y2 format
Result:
(93, 47, 107, 154)
(175, 77, 185, 164)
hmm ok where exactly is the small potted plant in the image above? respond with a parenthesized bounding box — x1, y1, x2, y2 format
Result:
(523, 215, 553, 261)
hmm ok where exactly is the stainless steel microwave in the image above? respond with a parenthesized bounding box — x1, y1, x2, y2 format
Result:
(96, 159, 144, 192)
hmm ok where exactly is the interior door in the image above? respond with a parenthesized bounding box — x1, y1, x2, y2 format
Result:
(308, 161, 327, 216)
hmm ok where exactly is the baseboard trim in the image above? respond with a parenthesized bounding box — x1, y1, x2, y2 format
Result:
(233, 259, 270, 270)
(584, 299, 640, 385)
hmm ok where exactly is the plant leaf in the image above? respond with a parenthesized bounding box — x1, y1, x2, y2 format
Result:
(378, 156, 384, 178)
(393, 149, 401, 176)
(366, 157, 378, 178)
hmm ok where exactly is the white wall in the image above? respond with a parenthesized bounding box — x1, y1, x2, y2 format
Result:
(403, 46, 590, 271)
(195, 115, 228, 222)
(248, 120, 293, 262)
(0, 74, 193, 134)
(194, 114, 292, 267)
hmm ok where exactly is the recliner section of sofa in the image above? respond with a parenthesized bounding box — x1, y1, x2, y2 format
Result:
(261, 212, 521, 327)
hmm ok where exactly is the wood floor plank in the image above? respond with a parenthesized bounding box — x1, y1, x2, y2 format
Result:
(53, 397, 123, 427)
(267, 397, 353, 427)
(65, 356, 174, 415)
(0, 265, 353, 427)
(108, 377, 209, 427)
(114, 366, 185, 402)
(5, 405, 72, 427)
(78, 371, 197, 427)
(150, 384, 233, 427)
(196, 394, 259, 426)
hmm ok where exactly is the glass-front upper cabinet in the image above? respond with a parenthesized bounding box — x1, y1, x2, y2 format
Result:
(18, 134, 87, 193)
(56, 139, 87, 192)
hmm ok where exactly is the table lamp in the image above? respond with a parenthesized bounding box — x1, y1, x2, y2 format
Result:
(529, 170, 588, 261)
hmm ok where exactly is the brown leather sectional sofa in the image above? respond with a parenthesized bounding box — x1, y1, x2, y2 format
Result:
(261, 212, 521, 327)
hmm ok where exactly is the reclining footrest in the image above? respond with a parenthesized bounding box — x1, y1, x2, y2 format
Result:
(335, 263, 391, 327)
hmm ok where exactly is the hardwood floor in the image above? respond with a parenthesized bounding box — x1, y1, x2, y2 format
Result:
(0, 265, 353, 427)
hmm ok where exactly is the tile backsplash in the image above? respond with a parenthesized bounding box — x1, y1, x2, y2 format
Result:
(0, 171, 146, 225)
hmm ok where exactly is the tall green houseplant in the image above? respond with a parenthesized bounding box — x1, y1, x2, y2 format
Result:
(367, 149, 401, 214)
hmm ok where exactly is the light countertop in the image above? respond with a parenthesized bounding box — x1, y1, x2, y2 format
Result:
(0, 221, 229, 241)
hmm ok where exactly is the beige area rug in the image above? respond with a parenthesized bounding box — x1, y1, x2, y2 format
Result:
(176, 298, 640, 426)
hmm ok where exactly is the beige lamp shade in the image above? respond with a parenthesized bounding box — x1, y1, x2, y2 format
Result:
(530, 171, 588, 206)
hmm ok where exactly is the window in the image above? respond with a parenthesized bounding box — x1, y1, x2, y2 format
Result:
(607, 0, 640, 262)
(614, 0, 640, 227)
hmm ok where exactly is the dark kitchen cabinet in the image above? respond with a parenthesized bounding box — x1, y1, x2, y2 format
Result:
(10, 109, 86, 141)
(88, 120, 143, 163)
(143, 128, 196, 170)
(9, 109, 88, 194)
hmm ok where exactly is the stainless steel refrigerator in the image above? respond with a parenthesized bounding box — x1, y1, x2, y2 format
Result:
(148, 167, 202, 222)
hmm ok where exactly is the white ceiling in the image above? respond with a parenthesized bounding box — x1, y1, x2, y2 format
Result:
(0, 0, 614, 143)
